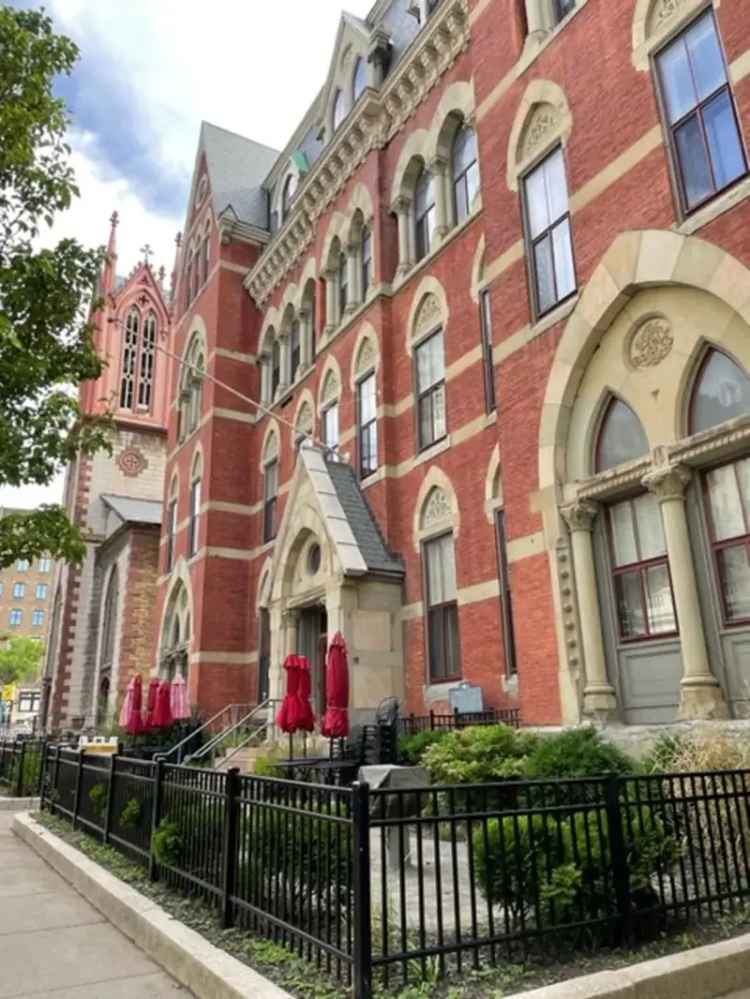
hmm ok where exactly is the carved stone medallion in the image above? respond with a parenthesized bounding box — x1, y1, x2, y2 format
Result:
(422, 487, 451, 528)
(520, 104, 561, 162)
(414, 294, 443, 339)
(629, 317, 674, 370)
(355, 338, 376, 376)
(117, 447, 148, 478)
(648, 0, 689, 33)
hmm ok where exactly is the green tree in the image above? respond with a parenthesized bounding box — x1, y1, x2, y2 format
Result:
(0, 6, 111, 568)
(0, 636, 44, 686)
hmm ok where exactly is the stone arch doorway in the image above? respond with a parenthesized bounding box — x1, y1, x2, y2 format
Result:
(265, 447, 405, 726)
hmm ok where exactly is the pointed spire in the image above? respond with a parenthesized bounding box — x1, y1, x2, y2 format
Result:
(102, 210, 120, 299)
(170, 231, 183, 304)
(107, 211, 119, 255)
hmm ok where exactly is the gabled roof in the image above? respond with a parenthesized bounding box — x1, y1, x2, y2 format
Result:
(200, 122, 280, 227)
(101, 495, 163, 526)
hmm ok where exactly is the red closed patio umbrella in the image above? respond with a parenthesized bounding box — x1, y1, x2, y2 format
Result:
(321, 632, 349, 739)
(276, 655, 316, 733)
(153, 681, 174, 729)
(143, 678, 160, 732)
(125, 674, 144, 736)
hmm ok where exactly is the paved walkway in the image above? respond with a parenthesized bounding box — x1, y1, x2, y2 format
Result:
(0, 813, 190, 998)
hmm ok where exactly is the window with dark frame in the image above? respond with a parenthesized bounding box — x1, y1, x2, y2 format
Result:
(9, 609, 22, 627)
(201, 234, 210, 285)
(415, 167, 437, 262)
(690, 348, 750, 435)
(608, 493, 677, 642)
(596, 397, 650, 473)
(120, 308, 140, 409)
(137, 311, 157, 410)
(271, 339, 281, 398)
(523, 146, 576, 318)
(13, 583, 25, 599)
(263, 460, 279, 543)
(704, 456, 750, 625)
(258, 607, 271, 702)
(32, 609, 44, 627)
(338, 250, 348, 319)
(189, 477, 201, 557)
(494, 510, 518, 677)
(361, 229, 373, 298)
(479, 289, 496, 412)
(415, 330, 446, 451)
(452, 124, 481, 225)
(323, 402, 340, 452)
(36, 583, 47, 600)
(290, 320, 301, 379)
(424, 532, 461, 682)
(656, 10, 747, 215)
(357, 372, 378, 478)
(99, 570, 119, 673)
(166, 499, 177, 572)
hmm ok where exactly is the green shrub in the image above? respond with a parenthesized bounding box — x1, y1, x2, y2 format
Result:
(421, 724, 539, 786)
(88, 782, 108, 817)
(525, 727, 636, 782)
(119, 797, 142, 830)
(398, 729, 449, 766)
(151, 819, 183, 867)
(253, 750, 286, 777)
(640, 733, 688, 774)
(473, 806, 678, 938)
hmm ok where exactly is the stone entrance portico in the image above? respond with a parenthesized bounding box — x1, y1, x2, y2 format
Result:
(263, 447, 405, 725)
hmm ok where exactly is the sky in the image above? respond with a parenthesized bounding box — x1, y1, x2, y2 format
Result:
(1, 0, 373, 511)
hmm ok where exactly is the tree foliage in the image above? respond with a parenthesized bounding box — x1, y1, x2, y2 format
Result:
(0, 6, 111, 567)
(0, 635, 44, 686)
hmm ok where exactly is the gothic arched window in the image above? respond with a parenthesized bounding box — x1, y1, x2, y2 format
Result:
(333, 89, 346, 132)
(595, 397, 649, 473)
(353, 57, 367, 103)
(282, 173, 297, 223)
(179, 337, 205, 440)
(120, 306, 158, 412)
(690, 349, 750, 435)
(452, 124, 480, 224)
(100, 569, 119, 673)
(415, 166, 437, 262)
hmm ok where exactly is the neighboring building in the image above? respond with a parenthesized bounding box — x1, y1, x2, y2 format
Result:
(43, 217, 171, 731)
(0, 510, 56, 643)
(54, 0, 750, 734)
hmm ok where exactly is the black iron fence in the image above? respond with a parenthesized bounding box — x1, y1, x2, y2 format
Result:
(0, 737, 46, 797)
(398, 707, 521, 735)
(41, 745, 750, 998)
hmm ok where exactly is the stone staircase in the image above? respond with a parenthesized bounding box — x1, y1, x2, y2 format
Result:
(214, 744, 270, 773)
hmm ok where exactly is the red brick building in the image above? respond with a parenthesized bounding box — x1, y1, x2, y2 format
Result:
(63, 0, 750, 734)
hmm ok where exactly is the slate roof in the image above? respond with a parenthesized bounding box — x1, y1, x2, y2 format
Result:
(200, 122, 280, 227)
(326, 460, 404, 579)
(101, 495, 163, 526)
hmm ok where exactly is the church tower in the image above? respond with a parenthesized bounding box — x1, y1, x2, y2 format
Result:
(43, 215, 173, 732)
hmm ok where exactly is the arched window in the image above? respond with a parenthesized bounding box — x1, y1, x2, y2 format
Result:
(352, 57, 367, 103)
(452, 124, 480, 224)
(180, 337, 204, 439)
(263, 452, 279, 543)
(166, 479, 178, 572)
(189, 456, 201, 558)
(333, 89, 346, 131)
(419, 488, 461, 681)
(120, 306, 159, 412)
(361, 228, 373, 298)
(271, 338, 281, 398)
(100, 569, 119, 671)
(595, 398, 649, 472)
(690, 349, 750, 435)
(415, 328, 446, 450)
(338, 249, 348, 317)
(120, 308, 140, 409)
(137, 311, 157, 410)
(282, 173, 297, 222)
(523, 146, 576, 317)
(290, 319, 301, 379)
(200, 230, 210, 285)
(415, 167, 437, 262)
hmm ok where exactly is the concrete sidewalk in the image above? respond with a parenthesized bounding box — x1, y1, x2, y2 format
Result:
(0, 812, 190, 998)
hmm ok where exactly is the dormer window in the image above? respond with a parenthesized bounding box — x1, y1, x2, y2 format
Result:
(353, 57, 367, 103)
(282, 173, 297, 223)
(333, 89, 346, 132)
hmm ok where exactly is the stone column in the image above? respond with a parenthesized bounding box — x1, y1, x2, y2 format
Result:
(525, 0, 549, 37)
(259, 354, 270, 406)
(393, 197, 413, 278)
(430, 156, 451, 238)
(324, 268, 337, 336)
(346, 242, 359, 313)
(561, 500, 618, 719)
(643, 464, 729, 720)
(300, 307, 313, 369)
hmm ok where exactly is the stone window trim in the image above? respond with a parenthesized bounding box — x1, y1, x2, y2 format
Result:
(506, 79, 574, 194)
(632, 0, 722, 72)
(413, 469, 461, 552)
(520, 0, 590, 69)
(349, 325, 381, 390)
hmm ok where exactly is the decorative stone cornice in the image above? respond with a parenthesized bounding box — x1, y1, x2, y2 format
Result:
(245, 0, 470, 307)
(642, 463, 691, 502)
(561, 499, 600, 533)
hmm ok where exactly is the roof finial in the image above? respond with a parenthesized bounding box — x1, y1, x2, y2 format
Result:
(175, 231, 182, 249)
(140, 243, 154, 266)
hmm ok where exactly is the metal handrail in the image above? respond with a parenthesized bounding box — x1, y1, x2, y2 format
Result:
(156, 702, 255, 764)
(219, 703, 279, 769)
(187, 698, 275, 764)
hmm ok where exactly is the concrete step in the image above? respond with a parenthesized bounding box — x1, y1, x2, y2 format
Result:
(214, 745, 270, 773)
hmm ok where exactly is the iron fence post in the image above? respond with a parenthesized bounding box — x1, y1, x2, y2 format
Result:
(72, 750, 84, 830)
(352, 781, 372, 999)
(220, 767, 241, 929)
(103, 754, 117, 845)
(149, 758, 165, 882)
(429, 710, 435, 731)
(14, 738, 26, 797)
(37, 739, 48, 802)
(605, 774, 631, 945)
(51, 745, 61, 816)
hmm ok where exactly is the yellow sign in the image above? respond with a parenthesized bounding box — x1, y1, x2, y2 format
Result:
(1, 684, 16, 703)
